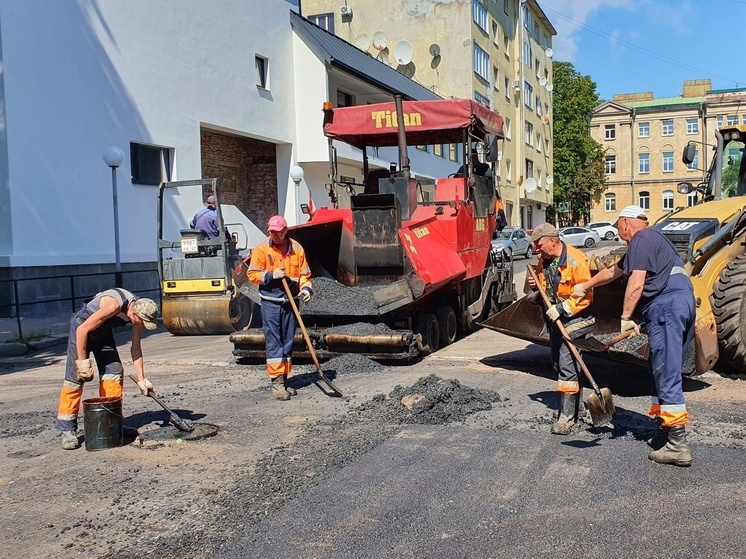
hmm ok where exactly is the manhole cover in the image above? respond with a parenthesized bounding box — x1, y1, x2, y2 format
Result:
(137, 422, 219, 445)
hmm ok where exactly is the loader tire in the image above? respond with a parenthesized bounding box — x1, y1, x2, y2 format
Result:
(711, 254, 746, 372)
(436, 306, 458, 347)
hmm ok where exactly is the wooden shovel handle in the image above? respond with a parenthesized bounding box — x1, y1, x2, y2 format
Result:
(604, 329, 636, 349)
(281, 278, 342, 397)
(526, 265, 602, 394)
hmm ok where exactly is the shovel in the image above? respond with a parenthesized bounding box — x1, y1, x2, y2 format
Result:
(527, 265, 614, 427)
(128, 374, 194, 432)
(571, 330, 637, 353)
(281, 278, 343, 397)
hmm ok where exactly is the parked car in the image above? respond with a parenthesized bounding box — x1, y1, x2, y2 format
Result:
(559, 226, 601, 248)
(587, 221, 619, 240)
(491, 227, 533, 260)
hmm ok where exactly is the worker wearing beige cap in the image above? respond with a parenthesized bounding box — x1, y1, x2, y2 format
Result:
(526, 222, 595, 435)
(56, 289, 158, 450)
(574, 205, 695, 466)
(247, 215, 313, 401)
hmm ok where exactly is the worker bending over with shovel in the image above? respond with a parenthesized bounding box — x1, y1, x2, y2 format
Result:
(526, 223, 595, 435)
(56, 289, 158, 450)
(247, 215, 313, 401)
(573, 205, 695, 467)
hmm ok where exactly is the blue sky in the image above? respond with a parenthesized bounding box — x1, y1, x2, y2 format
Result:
(539, 0, 746, 101)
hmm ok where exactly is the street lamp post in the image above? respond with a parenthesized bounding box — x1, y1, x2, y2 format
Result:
(289, 165, 304, 225)
(103, 146, 125, 287)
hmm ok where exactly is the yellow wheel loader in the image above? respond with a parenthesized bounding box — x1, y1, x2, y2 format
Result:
(483, 124, 746, 375)
(157, 178, 253, 335)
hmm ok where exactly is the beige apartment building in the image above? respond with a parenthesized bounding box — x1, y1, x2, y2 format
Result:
(301, 0, 556, 229)
(590, 79, 746, 224)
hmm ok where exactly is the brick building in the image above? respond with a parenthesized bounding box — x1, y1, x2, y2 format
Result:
(590, 79, 746, 224)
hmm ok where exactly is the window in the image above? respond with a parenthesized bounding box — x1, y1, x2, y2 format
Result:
(504, 77, 511, 99)
(536, 96, 542, 115)
(416, 145, 428, 152)
(536, 133, 542, 152)
(545, 136, 550, 153)
(537, 169, 542, 187)
(535, 58, 540, 75)
(130, 142, 171, 185)
(687, 148, 699, 170)
(743, 115, 746, 125)
(524, 81, 533, 108)
(434, 144, 443, 157)
(717, 115, 723, 128)
(686, 118, 698, 134)
(493, 66, 499, 90)
(662, 151, 674, 172)
(473, 44, 490, 81)
(525, 121, 534, 146)
(449, 144, 458, 162)
(308, 13, 334, 32)
(492, 21, 499, 45)
(503, 32, 510, 53)
(525, 158, 534, 178)
(638, 122, 649, 137)
(639, 152, 650, 173)
(255, 55, 269, 89)
(604, 125, 616, 141)
(727, 115, 738, 125)
(506, 159, 512, 181)
(337, 90, 353, 107)
(662, 119, 674, 136)
(663, 190, 674, 211)
(639, 191, 650, 210)
(474, 91, 490, 107)
(605, 193, 617, 212)
(523, 41, 532, 67)
(687, 191, 698, 207)
(605, 155, 616, 174)
(523, 4, 533, 29)
(505, 118, 511, 140)
(472, 0, 488, 32)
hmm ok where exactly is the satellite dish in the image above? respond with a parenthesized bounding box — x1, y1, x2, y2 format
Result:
(377, 51, 390, 65)
(545, 48, 553, 58)
(429, 43, 441, 58)
(539, 77, 547, 87)
(394, 40, 414, 65)
(396, 62, 416, 78)
(524, 178, 538, 194)
(355, 34, 371, 52)
(546, 82, 554, 92)
(546, 175, 554, 185)
(372, 31, 388, 50)
(542, 115, 550, 125)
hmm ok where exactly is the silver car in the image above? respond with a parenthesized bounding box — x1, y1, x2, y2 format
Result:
(491, 227, 533, 260)
(559, 226, 601, 248)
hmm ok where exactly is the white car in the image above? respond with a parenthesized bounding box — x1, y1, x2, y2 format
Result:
(559, 226, 601, 248)
(587, 221, 619, 241)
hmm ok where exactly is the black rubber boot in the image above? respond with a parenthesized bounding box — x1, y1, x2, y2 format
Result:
(646, 418, 669, 450)
(551, 393, 578, 435)
(283, 374, 297, 397)
(648, 425, 692, 466)
(270, 376, 290, 401)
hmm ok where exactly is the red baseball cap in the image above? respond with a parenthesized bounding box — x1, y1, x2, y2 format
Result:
(267, 215, 288, 232)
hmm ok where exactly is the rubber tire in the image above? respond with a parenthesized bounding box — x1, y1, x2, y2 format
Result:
(711, 254, 746, 372)
(436, 306, 458, 347)
(416, 313, 440, 352)
(584, 238, 595, 248)
(524, 245, 533, 259)
(604, 231, 615, 240)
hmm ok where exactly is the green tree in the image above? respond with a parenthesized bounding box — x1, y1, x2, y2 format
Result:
(549, 62, 607, 226)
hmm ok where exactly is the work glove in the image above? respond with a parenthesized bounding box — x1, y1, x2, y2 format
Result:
(74, 358, 95, 383)
(572, 284, 587, 299)
(526, 289, 541, 306)
(137, 378, 154, 396)
(545, 304, 562, 322)
(272, 268, 286, 280)
(620, 317, 641, 338)
(299, 289, 311, 304)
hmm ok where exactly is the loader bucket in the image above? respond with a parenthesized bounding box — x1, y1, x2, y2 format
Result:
(480, 296, 549, 346)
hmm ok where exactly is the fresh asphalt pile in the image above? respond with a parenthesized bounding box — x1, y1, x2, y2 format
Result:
(595, 331, 697, 374)
(300, 276, 379, 316)
(322, 322, 398, 335)
(117, 374, 504, 559)
(315, 352, 386, 375)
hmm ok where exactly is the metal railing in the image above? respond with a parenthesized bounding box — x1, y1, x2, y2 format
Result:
(0, 269, 161, 340)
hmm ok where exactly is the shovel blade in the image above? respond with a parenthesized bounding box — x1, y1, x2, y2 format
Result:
(586, 387, 614, 427)
(571, 336, 610, 352)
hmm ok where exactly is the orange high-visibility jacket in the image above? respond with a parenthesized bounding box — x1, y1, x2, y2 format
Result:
(247, 237, 312, 302)
(536, 242, 592, 316)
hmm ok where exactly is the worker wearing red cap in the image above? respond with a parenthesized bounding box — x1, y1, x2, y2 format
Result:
(246, 215, 313, 400)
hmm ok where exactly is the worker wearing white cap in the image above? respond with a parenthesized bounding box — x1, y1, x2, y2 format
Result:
(574, 205, 695, 466)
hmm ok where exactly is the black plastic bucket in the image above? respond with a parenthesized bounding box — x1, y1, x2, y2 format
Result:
(82, 396, 123, 451)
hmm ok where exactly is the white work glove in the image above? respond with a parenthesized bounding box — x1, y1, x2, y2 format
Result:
(75, 358, 95, 383)
(299, 289, 311, 304)
(620, 318, 641, 337)
(137, 378, 154, 396)
(272, 268, 286, 280)
(545, 304, 562, 322)
(572, 284, 587, 299)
